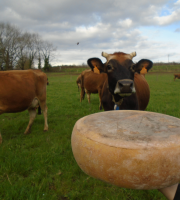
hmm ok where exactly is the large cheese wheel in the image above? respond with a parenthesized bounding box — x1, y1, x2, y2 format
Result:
(71, 110, 180, 190)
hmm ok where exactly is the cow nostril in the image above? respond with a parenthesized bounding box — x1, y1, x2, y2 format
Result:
(130, 82, 133, 89)
(117, 79, 134, 94)
(118, 81, 133, 88)
(118, 82, 124, 88)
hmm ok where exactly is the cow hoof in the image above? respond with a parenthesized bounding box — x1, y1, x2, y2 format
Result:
(24, 132, 30, 135)
(44, 127, 48, 132)
(24, 130, 31, 135)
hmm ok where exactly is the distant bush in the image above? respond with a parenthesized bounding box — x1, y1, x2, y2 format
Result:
(153, 62, 180, 66)
(48, 65, 88, 73)
(47, 63, 180, 73)
(149, 63, 180, 72)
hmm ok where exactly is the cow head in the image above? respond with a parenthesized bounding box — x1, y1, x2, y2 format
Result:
(87, 51, 153, 103)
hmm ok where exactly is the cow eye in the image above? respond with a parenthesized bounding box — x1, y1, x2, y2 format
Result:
(107, 65, 113, 71)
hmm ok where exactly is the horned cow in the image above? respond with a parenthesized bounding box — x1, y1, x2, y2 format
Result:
(87, 51, 153, 111)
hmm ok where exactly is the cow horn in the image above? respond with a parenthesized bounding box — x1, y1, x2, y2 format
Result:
(102, 52, 109, 58)
(130, 52, 136, 58)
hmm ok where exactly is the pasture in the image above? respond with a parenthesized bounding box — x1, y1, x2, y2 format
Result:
(0, 72, 180, 200)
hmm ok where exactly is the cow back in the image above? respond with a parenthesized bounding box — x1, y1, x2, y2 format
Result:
(81, 69, 91, 75)
(82, 71, 107, 93)
(0, 70, 47, 113)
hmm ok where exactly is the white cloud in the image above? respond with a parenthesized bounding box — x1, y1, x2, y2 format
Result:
(118, 19, 133, 28)
(175, 0, 180, 6)
(154, 10, 180, 25)
(0, 0, 180, 65)
(152, 0, 180, 25)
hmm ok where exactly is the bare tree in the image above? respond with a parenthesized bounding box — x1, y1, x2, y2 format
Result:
(39, 40, 56, 71)
(16, 32, 30, 69)
(0, 23, 22, 70)
(27, 33, 41, 69)
(38, 53, 42, 69)
(17, 32, 42, 69)
(0, 22, 56, 70)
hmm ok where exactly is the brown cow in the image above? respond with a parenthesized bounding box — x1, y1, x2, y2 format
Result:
(76, 69, 93, 102)
(174, 74, 180, 81)
(87, 51, 153, 111)
(76, 69, 91, 91)
(80, 71, 107, 109)
(0, 69, 48, 139)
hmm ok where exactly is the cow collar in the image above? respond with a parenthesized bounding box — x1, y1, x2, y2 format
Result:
(112, 96, 123, 110)
(107, 84, 124, 110)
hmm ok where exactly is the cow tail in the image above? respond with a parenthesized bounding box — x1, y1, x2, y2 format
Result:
(83, 90, 85, 100)
(38, 105, 42, 115)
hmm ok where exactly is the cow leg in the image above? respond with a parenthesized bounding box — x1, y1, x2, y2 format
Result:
(78, 83, 81, 92)
(87, 93, 91, 103)
(98, 89, 102, 110)
(24, 108, 37, 134)
(24, 98, 39, 134)
(80, 87, 85, 102)
(85, 89, 90, 103)
(39, 101, 48, 132)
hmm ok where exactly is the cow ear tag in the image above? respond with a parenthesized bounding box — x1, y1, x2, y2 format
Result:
(114, 104, 120, 110)
(93, 66, 100, 74)
(87, 58, 104, 72)
(140, 62, 149, 74)
(133, 59, 153, 74)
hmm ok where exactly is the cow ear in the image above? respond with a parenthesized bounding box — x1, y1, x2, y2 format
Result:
(87, 58, 105, 72)
(132, 59, 153, 74)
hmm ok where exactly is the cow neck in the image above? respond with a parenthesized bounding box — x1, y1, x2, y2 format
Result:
(112, 95, 123, 107)
(107, 83, 124, 107)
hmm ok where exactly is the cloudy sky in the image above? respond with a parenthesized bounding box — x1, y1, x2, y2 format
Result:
(0, 0, 180, 65)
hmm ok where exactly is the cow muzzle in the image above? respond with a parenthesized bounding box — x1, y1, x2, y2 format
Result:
(114, 79, 136, 97)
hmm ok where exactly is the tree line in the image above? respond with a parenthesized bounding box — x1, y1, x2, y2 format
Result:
(0, 22, 56, 71)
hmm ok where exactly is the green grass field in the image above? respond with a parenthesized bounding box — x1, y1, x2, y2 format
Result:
(0, 72, 180, 200)
(149, 64, 180, 73)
